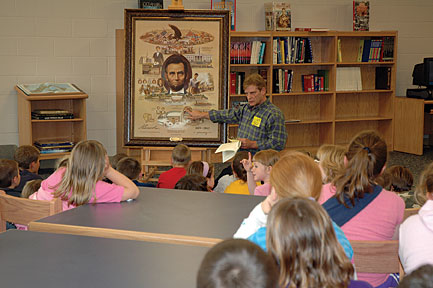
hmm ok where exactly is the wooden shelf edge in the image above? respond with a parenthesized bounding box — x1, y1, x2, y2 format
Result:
(337, 61, 395, 66)
(335, 117, 393, 122)
(336, 89, 393, 94)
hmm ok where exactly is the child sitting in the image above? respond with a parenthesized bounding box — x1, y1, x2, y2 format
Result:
(175, 174, 209, 192)
(4, 145, 42, 197)
(399, 162, 433, 274)
(116, 157, 154, 187)
(241, 149, 279, 196)
(234, 151, 353, 261)
(196, 238, 279, 288)
(157, 144, 191, 189)
(187, 161, 214, 191)
(21, 179, 42, 199)
(0, 159, 21, 229)
(110, 153, 128, 170)
(376, 165, 415, 208)
(224, 151, 255, 195)
(267, 198, 372, 288)
(315, 144, 346, 184)
(213, 151, 248, 193)
(30, 140, 139, 211)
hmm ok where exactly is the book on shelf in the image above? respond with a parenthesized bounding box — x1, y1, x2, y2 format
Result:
(32, 114, 74, 120)
(353, 1, 369, 31)
(336, 67, 362, 91)
(230, 41, 266, 64)
(34, 140, 74, 154)
(375, 67, 391, 90)
(294, 28, 330, 32)
(317, 70, 330, 91)
(381, 36, 394, 61)
(215, 139, 241, 163)
(138, 0, 163, 9)
(337, 38, 342, 62)
(230, 71, 245, 94)
(273, 37, 313, 64)
(273, 69, 293, 93)
(32, 109, 71, 115)
(34, 140, 74, 147)
(264, 2, 291, 31)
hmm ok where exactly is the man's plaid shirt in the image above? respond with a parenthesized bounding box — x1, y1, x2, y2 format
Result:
(209, 99, 287, 151)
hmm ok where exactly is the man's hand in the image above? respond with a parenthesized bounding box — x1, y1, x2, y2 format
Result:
(185, 108, 209, 120)
(239, 138, 258, 149)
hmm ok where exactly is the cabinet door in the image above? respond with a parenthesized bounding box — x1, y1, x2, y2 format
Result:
(394, 97, 424, 155)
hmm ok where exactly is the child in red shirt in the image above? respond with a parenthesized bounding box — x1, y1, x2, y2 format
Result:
(157, 144, 191, 189)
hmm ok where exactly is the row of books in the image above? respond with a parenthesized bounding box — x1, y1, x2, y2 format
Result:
(302, 70, 330, 92)
(230, 69, 267, 95)
(230, 41, 266, 64)
(34, 140, 74, 154)
(357, 37, 394, 62)
(31, 109, 74, 120)
(273, 69, 293, 93)
(273, 37, 313, 64)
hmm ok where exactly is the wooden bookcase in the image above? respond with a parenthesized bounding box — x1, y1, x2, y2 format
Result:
(229, 30, 397, 152)
(15, 87, 88, 160)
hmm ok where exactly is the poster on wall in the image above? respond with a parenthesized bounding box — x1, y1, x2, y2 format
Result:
(124, 9, 230, 147)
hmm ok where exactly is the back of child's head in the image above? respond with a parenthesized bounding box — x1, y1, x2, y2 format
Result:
(14, 145, 40, 169)
(379, 165, 414, 192)
(175, 174, 208, 192)
(266, 198, 353, 288)
(197, 238, 279, 288)
(316, 144, 346, 183)
(172, 144, 191, 166)
(116, 157, 141, 180)
(398, 264, 433, 288)
(0, 159, 19, 188)
(110, 153, 128, 170)
(56, 155, 69, 169)
(21, 179, 42, 198)
(253, 149, 279, 167)
(232, 151, 249, 182)
(187, 161, 213, 179)
(270, 151, 322, 200)
(333, 130, 387, 205)
(53, 140, 107, 206)
(414, 162, 433, 206)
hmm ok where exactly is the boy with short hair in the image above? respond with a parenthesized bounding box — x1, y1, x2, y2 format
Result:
(116, 157, 154, 187)
(4, 145, 42, 197)
(0, 159, 21, 191)
(157, 144, 191, 189)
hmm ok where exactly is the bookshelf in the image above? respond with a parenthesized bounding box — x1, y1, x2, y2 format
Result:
(15, 87, 88, 160)
(229, 30, 397, 152)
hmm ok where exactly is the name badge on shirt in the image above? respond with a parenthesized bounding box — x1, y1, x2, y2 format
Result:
(251, 116, 262, 127)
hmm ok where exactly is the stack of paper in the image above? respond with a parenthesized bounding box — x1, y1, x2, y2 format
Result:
(215, 140, 241, 163)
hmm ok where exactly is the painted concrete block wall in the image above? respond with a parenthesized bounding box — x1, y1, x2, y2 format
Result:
(0, 0, 432, 155)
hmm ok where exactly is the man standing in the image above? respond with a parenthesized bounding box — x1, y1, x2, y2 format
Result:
(161, 54, 192, 94)
(187, 73, 287, 152)
(153, 46, 164, 72)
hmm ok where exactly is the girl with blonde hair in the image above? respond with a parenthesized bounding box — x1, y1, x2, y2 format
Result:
(267, 198, 372, 288)
(316, 144, 346, 183)
(319, 130, 404, 287)
(30, 140, 139, 211)
(234, 151, 353, 260)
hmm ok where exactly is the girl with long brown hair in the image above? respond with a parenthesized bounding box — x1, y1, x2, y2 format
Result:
(319, 130, 404, 287)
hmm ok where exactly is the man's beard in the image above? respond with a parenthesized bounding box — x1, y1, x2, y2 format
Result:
(170, 83, 184, 92)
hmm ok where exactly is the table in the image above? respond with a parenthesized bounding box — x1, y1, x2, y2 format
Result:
(29, 187, 264, 246)
(0, 230, 209, 288)
(394, 97, 433, 155)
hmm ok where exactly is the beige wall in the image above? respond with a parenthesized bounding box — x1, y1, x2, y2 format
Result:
(0, 0, 432, 154)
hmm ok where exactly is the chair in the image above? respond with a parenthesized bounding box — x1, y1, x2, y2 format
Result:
(0, 190, 62, 232)
(350, 240, 404, 277)
(403, 207, 420, 221)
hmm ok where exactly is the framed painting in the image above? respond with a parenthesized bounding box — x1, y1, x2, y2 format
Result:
(124, 9, 230, 147)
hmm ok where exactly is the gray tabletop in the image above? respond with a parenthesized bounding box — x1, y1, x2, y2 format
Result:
(0, 230, 209, 288)
(32, 187, 264, 240)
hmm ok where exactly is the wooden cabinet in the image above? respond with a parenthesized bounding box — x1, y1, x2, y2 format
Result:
(229, 31, 397, 152)
(15, 87, 88, 160)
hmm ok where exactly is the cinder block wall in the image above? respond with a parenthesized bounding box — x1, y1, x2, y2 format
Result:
(0, 0, 432, 154)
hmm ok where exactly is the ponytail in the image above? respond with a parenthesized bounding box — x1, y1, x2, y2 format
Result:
(332, 131, 387, 207)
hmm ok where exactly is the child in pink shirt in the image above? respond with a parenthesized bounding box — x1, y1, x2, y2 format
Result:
(30, 140, 139, 211)
(241, 149, 279, 196)
(319, 130, 404, 287)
